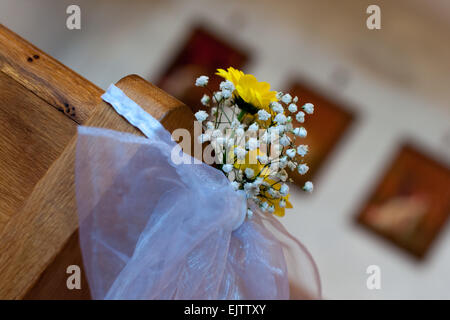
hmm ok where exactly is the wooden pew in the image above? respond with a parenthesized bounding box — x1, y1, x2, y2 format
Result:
(0, 24, 194, 299)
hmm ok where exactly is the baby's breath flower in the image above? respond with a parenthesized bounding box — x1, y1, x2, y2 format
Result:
(247, 209, 253, 218)
(297, 145, 309, 157)
(278, 169, 288, 182)
(276, 91, 283, 99)
(257, 109, 271, 121)
(279, 199, 286, 208)
(295, 111, 305, 123)
(274, 113, 287, 124)
(211, 107, 217, 116)
(287, 161, 297, 171)
(293, 127, 307, 138)
(220, 80, 235, 92)
(201, 94, 210, 106)
(280, 184, 289, 196)
(206, 121, 214, 130)
(248, 123, 259, 132)
(293, 96, 299, 103)
(195, 110, 208, 122)
(247, 137, 258, 150)
(297, 163, 309, 175)
(281, 93, 292, 104)
(195, 75, 209, 87)
(211, 129, 222, 138)
(270, 102, 284, 114)
(280, 135, 291, 146)
(236, 127, 245, 137)
(286, 148, 296, 159)
(267, 205, 275, 214)
(244, 182, 259, 197)
(257, 154, 268, 164)
(245, 168, 255, 179)
(261, 201, 269, 212)
(213, 91, 223, 102)
(302, 103, 314, 114)
(268, 188, 281, 199)
(234, 146, 247, 160)
(303, 181, 314, 192)
(288, 103, 297, 113)
(231, 181, 240, 190)
(222, 164, 233, 173)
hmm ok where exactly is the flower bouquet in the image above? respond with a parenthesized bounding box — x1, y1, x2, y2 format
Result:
(75, 68, 321, 300)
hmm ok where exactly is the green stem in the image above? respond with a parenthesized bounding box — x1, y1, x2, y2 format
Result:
(237, 110, 246, 122)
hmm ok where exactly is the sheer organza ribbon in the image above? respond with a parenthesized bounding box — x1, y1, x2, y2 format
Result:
(75, 85, 321, 299)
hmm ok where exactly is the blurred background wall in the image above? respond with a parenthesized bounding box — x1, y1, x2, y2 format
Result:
(0, 0, 449, 299)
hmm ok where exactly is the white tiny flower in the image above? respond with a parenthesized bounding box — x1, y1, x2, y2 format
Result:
(287, 161, 296, 171)
(214, 91, 223, 102)
(297, 163, 309, 175)
(231, 119, 239, 128)
(295, 111, 305, 123)
(257, 109, 271, 121)
(234, 146, 247, 160)
(222, 89, 233, 99)
(293, 96, 299, 103)
(270, 102, 284, 114)
(302, 103, 314, 114)
(280, 184, 289, 196)
(278, 169, 288, 182)
(279, 155, 288, 169)
(247, 209, 253, 219)
(257, 154, 268, 165)
(281, 93, 292, 104)
(280, 135, 291, 147)
(248, 123, 259, 132)
(200, 94, 210, 106)
(303, 181, 314, 192)
(244, 182, 259, 197)
(274, 113, 287, 124)
(231, 181, 240, 190)
(253, 177, 264, 186)
(195, 75, 209, 87)
(279, 199, 286, 208)
(245, 168, 255, 179)
(237, 169, 244, 180)
(236, 127, 245, 137)
(286, 148, 296, 158)
(247, 137, 258, 150)
(297, 145, 309, 157)
(292, 127, 307, 137)
(211, 107, 217, 116)
(268, 188, 281, 199)
(195, 110, 208, 122)
(276, 91, 283, 99)
(222, 164, 233, 173)
(288, 103, 297, 113)
(267, 205, 275, 214)
(298, 127, 307, 138)
(211, 129, 222, 138)
(220, 80, 235, 92)
(206, 121, 214, 130)
(261, 201, 269, 211)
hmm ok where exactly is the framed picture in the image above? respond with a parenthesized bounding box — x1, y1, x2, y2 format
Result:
(155, 25, 249, 112)
(285, 81, 355, 186)
(357, 144, 450, 259)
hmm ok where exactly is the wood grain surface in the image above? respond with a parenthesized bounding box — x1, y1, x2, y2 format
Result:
(0, 24, 102, 124)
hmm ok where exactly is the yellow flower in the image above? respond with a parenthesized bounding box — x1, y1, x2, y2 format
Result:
(216, 67, 278, 111)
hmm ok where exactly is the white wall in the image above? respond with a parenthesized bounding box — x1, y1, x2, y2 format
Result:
(1, 0, 449, 299)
